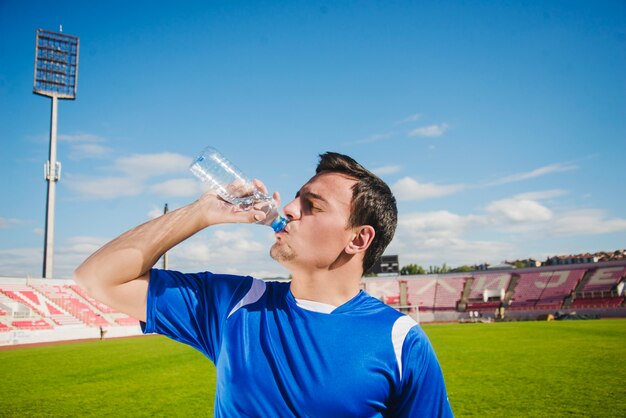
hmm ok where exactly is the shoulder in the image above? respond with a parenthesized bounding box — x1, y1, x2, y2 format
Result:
(150, 269, 253, 285)
(352, 293, 424, 370)
(356, 295, 432, 374)
(357, 291, 409, 322)
(148, 269, 257, 309)
(225, 279, 291, 317)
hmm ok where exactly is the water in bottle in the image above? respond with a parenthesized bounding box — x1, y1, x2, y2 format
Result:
(189, 146, 288, 232)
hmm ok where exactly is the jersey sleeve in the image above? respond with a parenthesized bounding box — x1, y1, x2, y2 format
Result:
(141, 268, 253, 363)
(391, 326, 454, 417)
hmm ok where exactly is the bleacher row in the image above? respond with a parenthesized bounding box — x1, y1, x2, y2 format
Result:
(362, 262, 626, 314)
(0, 281, 139, 332)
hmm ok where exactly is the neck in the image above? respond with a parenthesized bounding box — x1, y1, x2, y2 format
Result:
(289, 265, 363, 307)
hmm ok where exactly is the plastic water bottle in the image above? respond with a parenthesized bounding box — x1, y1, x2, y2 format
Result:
(189, 146, 288, 232)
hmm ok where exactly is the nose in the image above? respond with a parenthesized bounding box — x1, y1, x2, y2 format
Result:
(283, 197, 300, 221)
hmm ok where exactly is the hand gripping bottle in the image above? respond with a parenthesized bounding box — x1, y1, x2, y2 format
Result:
(189, 146, 288, 232)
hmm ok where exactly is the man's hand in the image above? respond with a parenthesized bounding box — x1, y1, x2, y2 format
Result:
(195, 179, 281, 226)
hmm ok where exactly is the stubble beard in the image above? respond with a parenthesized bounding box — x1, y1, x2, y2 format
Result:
(270, 241, 296, 263)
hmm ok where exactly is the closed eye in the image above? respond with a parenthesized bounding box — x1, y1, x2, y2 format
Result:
(296, 190, 326, 213)
(303, 197, 321, 213)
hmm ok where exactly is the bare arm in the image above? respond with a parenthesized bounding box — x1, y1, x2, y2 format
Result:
(73, 188, 273, 322)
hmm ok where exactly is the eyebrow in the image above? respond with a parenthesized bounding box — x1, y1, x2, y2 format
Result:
(295, 190, 328, 204)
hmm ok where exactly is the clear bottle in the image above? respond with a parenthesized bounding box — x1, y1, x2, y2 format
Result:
(189, 146, 288, 232)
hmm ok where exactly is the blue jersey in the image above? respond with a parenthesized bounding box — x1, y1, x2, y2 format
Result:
(142, 269, 453, 417)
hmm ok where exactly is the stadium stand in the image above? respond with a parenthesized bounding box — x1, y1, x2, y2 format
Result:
(534, 269, 586, 309)
(508, 271, 554, 309)
(468, 273, 511, 301)
(365, 260, 626, 321)
(577, 266, 626, 293)
(434, 275, 466, 310)
(1, 283, 50, 317)
(115, 316, 140, 326)
(11, 319, 53, 330)
(566, 266, 626, 309)
(1, 260, 624, 345)
(31, 283, 108, 326)
(464, 273, 510, 312)
(506, 268, 586, 310)
(570, 296, 625, 309)
(0, 278, 143, 346)
(362, 278, 400, 305)
(69, 284, 117, 313)
(405, 277, 437, 311)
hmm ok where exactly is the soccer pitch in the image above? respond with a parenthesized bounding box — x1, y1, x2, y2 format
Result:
(2, 319, 625, 417)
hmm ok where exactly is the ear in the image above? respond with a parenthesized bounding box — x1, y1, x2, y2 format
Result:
(345, 225, 376, 255)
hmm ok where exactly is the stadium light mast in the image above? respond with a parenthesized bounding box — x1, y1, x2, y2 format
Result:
(33, 28, 80, 278)
(162, 203, 169, 269)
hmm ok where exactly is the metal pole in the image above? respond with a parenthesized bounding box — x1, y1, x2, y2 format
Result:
(162, 203, 169, 269)
(43, 96, 59, 278)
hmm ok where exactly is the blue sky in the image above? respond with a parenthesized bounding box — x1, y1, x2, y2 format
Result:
(1, 0, 625, 279)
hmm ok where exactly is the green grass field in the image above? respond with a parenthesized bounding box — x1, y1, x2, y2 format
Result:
(2, 319, 626, 417)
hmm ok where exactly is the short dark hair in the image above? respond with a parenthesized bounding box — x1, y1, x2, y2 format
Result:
(316, 152, 397, 273)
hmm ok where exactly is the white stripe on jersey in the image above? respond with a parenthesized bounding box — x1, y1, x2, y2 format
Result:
(227, 278, 267, 318)
(391, 315, 418, 380)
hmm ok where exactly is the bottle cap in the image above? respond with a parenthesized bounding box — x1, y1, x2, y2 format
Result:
(271, 216, 288, 233)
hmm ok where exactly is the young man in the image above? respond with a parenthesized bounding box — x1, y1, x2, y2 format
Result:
(74, 152, 453, 417)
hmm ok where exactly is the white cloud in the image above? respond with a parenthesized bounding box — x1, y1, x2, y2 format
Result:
(0, 217, 21, 229)
(390, 237, 514, 268)
(353, 132, 394, 145)
(65, 152, 194, 200)
(65, 176, 143, 199)
(488, 163, 577, 186)
(551, 209, 626, 236)
(147, 207, 165, 219)
(394, 113, 422, 125)
(69, 143, 111, 160)
(53, 236, 112, 278)
(113, 152, 190, 178)
(486, 198, 553, 222)
(63, 236, 107, 256)
(170, 227, 285, 278)
(382, 183, 626, 269)
(0, 247, 42, 278)
(149, 178, 199, 198)
(59, 133, 105, 143)
(372, 165, 402, 176)
(388, 211, 509, 267)
(0, 236, 108, 279)
(59, 133, 112, 160)
(408, 123, 449, 138)
(399, 211, 471, 238)
(392, 177, 465, 201)
(0, 228, 285, 280)
(513, 189, 568, 201)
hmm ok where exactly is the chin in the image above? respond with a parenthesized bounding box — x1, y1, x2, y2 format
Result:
(270, 243, 296, 264)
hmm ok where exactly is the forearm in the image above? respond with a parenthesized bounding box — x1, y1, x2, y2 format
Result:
(73, 199, 210, 294)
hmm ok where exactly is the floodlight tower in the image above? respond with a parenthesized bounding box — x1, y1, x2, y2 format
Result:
(162, 203, 169, 269)
(33, 28, 80, 278)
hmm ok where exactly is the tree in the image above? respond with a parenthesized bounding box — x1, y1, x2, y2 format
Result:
(428, 263, 452, 274)
(452, 265, 474, 273)
(513, 260, 526, 269)
(400, 264, 426, 275)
